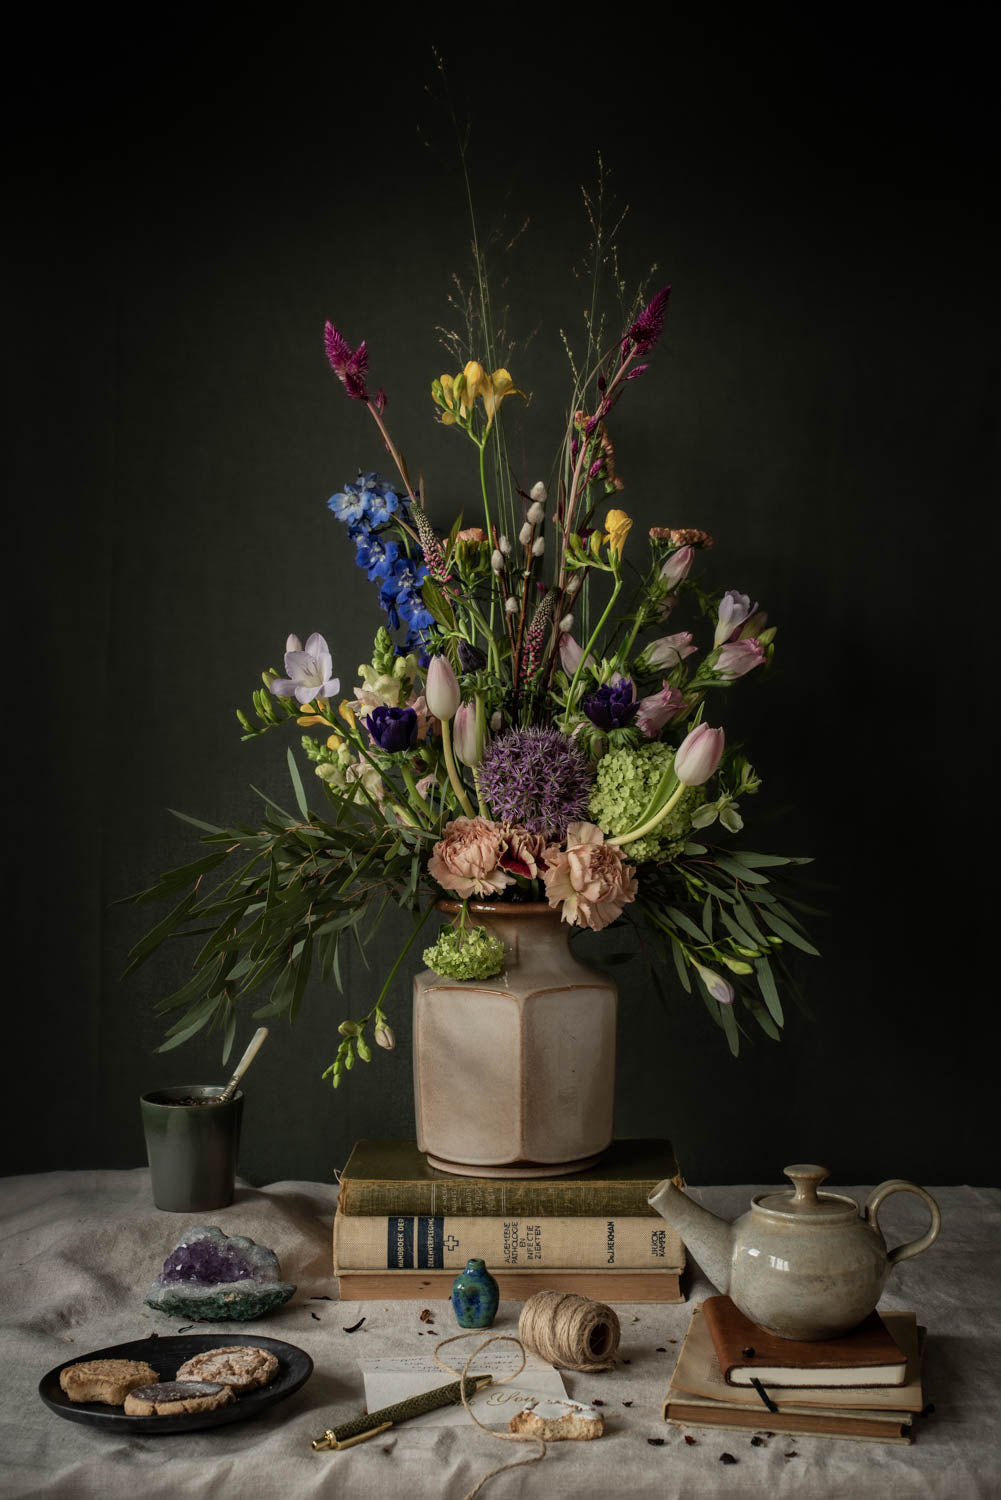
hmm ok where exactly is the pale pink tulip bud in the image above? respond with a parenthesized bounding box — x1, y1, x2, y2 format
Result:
(636, 681, 684, 737)
(715, 639, 765, 680)
(558, 632, 595, 675)
(505, 596, 519, 615)
(532, 536, 545, 557)
(491, 549, 504, 573)
(636, 631, 697, 672)
(692, 959, 735, 1006)
(425, 654, 461, 720)
(375, 1021, 396, 1050)
(674, 723, 725, 785)
(530, 481, 547, 503)
(453, 701, 481, 767)
(527, 500, 545, 524)
(519, 521, 533, 546)
(659, 545, 694, 590)
(714, 590, 754, 647)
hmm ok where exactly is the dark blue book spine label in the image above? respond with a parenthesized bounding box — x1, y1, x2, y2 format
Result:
(387, 1215, 415, 1269)
(417, 1216, 445, 1268)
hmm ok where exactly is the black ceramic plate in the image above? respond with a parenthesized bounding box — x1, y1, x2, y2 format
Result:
(39, 1333, 313, 1434)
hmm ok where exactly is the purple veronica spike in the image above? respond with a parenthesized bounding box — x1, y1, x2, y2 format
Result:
(624, 286, 672, 356)
(270, 632, 340, 704)
(324, 321, 369, 401)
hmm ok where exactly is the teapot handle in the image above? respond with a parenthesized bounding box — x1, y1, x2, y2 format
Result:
(863, 1180, 941, 1266)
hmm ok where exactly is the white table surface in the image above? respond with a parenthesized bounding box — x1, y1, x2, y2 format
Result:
(1, 1170, 998, 1499)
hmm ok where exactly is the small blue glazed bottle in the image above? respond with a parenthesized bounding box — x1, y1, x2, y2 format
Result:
(450, 1258, 499, 1328)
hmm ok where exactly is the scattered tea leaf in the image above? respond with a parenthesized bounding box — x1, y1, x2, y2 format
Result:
(784, 1450, 799, 1458)
(592, 1398, 605, 1406)
(311, 1312, 321, 1321)
(177, 1326, 194, 1333)
(343, 1316, 366, 1333)
(419, 1308, 433, 1323)
(656, 1346, 667, 1352)
(647, 1438, 665, 1446)
(741, 1346, 756, 1358)
(622, 1401, 633, 1407)
(622, 1358, 632, 1364)
(684, 1435, 697, 1446)
(720, 1452, 738, 1464)
(921, 1402, 936, 1417)
(310, 1295, 334, 1301)
(668, 1338, 677, 1344)
(751, 1435, 766, 1447)
(63, 1337, 73, 1343)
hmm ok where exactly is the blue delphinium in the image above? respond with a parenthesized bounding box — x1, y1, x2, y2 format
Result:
(328, 472, 399, 527)
(327, 472, 433, 640)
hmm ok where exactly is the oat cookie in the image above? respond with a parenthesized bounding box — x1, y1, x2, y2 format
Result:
(123, 1380, 235, 1416)
(508, 1398, 604, 1441)
(175, 1345, 280, 1392)
(59, 1359, 159, 1405)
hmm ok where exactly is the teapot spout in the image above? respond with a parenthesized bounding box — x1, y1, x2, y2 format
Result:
(648, 1178, 734, 1294)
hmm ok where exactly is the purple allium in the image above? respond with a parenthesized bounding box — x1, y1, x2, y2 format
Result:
(324, 321, 369, 400)
(624, 286, 672, 356)
(582, 679, 638, 731)
(367, 705, 418, 752)
(478, 727, 595, 839)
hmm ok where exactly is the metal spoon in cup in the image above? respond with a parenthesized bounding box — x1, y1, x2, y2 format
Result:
(218, 1027, 270, 1104)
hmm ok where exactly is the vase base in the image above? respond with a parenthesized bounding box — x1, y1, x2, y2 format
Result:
(424, 1151, 604, 1179)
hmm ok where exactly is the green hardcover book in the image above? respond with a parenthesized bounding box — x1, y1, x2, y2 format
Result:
(336, 1138, 679, 1217)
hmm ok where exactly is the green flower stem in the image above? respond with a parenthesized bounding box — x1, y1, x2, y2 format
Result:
(349, 735, 419, 829)
(564, 575, 623, 716)
(608, 778, 688, 848)
(441, 718, 476, 818)
(400, 764, 432, 822)
(365, 900, 436, 1020)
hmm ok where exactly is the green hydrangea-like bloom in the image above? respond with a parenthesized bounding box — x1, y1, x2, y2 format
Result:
(588, 742, 706, 862)
(423, 925, 506, 982)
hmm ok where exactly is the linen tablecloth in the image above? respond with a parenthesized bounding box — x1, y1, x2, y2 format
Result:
(1, 1171, 999, 1499)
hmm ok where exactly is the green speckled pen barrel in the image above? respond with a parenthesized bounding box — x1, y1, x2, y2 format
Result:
(312, 1374, 493, 1450)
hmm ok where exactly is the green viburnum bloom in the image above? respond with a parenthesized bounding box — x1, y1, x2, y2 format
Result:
(423, 925, 506, 982)
(589, 742, 706, 862)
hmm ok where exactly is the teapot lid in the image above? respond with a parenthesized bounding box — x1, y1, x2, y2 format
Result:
(754, 1164, 858, 1220)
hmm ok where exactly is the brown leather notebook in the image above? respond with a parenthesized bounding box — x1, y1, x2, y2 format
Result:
(703, 1295, 907, 1388)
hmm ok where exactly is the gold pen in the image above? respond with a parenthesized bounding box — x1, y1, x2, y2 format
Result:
(312, 1374, 493, 1450)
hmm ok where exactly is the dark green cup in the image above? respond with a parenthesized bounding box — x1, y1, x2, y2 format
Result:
(140, 1084, 243, 1212)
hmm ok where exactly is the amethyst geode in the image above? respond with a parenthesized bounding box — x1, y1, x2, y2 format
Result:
(145, 1225, 296, 1321)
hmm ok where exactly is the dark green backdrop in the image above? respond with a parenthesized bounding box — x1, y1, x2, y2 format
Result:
(5, 9, 997, 1186)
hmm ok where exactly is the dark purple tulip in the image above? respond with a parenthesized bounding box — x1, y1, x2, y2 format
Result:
(367, 705, 418, 752)
(582, 679, 638, 731)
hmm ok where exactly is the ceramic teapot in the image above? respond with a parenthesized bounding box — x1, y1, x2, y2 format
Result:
(648, 1164, 941, 1340)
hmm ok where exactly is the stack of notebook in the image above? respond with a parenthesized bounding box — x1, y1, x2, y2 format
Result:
(664, 1296, 926, 1444)
(333, 1138, 686, 1301)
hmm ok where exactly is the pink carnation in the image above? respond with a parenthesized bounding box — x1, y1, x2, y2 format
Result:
(428, 818, 513, 900)
(498, 824, 549, 881)
(542, 821, 638, 932)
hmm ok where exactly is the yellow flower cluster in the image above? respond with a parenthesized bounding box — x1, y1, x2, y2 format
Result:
(432, 361, 524, 432)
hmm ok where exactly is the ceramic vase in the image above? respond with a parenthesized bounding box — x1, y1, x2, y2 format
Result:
(451, 1258, 500, 1328)
(413, 901, 616, 1178)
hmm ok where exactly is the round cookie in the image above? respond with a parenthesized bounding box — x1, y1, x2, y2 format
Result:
(59, 1359, 159, 1405)
(175, 1345, 279, 1392)
(123, 1380, 235, 1416)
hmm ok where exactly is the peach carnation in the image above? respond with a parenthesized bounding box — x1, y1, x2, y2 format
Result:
(428, 818, 513, 900)
(542, 821, 638, 931)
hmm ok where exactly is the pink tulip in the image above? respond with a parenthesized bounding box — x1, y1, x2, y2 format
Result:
(636, 681, 684, 737)
(714, 639, 766, 680)
(559, 633, 595, 676)
(659, 545, 694, 589)
(425, 655, 461, 720)
(453, 701, 482, 766)
(637, 632, 697, 672)
(674, 723, 725, 785)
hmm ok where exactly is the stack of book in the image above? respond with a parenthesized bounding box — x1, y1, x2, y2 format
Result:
(333, 1138, 686, 1302)
(664, 1296, 926, 1444)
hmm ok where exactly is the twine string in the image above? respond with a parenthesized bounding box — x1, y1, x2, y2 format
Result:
(432, 1291, 621, 1499)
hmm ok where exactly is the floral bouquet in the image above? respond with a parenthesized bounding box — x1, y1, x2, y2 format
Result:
(127, 255, 817, 1081)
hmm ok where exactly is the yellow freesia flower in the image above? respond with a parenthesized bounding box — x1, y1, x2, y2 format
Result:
(326, 733, 344, 750)
(433, 363, 525, 431)
(604, 508, 633, 556)
(480, 367, 523, 429)
(338, 701, 357, 731)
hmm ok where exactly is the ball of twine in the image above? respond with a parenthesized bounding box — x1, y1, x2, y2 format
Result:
(518, 1289, 621, 1371)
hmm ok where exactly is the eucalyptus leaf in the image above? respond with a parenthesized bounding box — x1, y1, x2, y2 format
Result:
(755, 954, 784, 1026)
(714, 855, 770, 885)
(761, 909, 821, 955)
